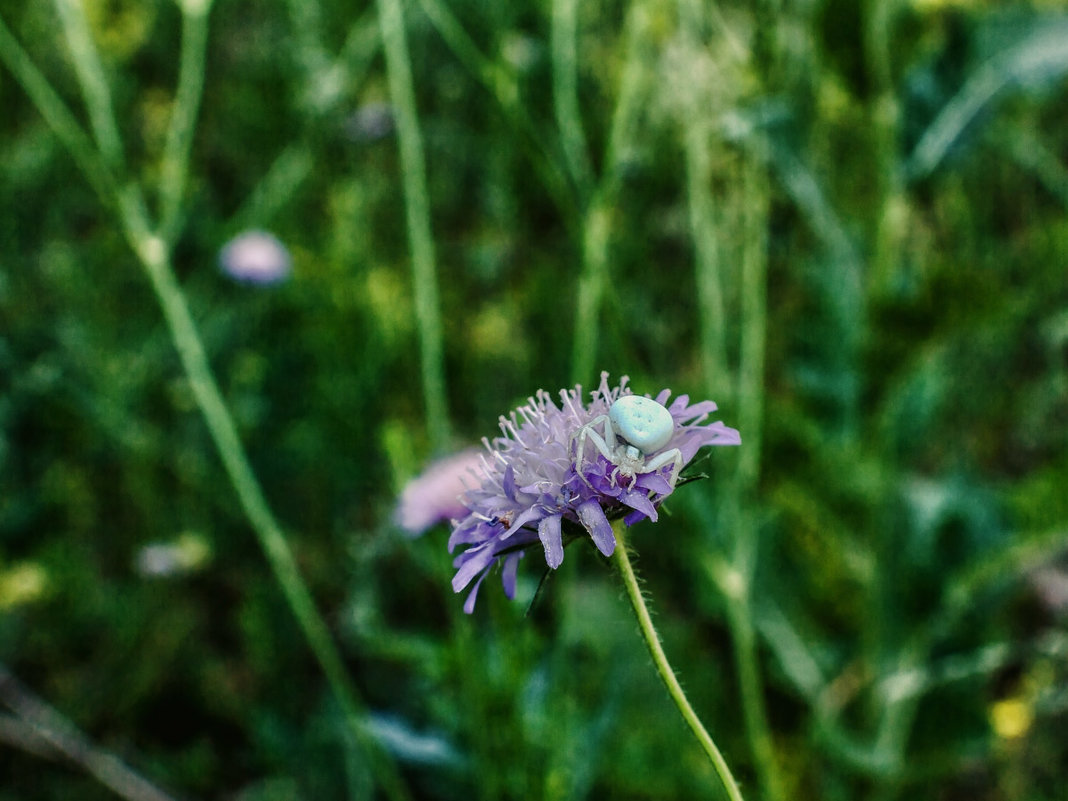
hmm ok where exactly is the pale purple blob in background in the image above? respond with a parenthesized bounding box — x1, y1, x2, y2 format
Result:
(394, 449, 484, 536)
(219, 230, 292, 284)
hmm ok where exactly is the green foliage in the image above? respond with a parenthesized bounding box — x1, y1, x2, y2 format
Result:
(1, 0, 1067, 799)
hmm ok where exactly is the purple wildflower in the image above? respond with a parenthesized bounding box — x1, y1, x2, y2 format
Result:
(343, 101, 395, 142)
(219, 230, 292, 284)
(394, 449, 484, 536)
(448, 372, 740, 612)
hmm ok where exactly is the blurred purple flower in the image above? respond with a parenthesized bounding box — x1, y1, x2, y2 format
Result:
(219, 230, 292, 284)
(395, 449, 483, 536)
(133, 533, 211, 578)
(343, 101, 395, 142)
(444, 372, 740, 612)
(1031, 565, 1068, 615)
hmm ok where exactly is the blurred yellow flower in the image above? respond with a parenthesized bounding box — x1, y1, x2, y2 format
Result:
(469, 305, 527, 361)
(989, 698, 1033, 740)
(364, 267, 413, 346)
(0, 563, 49, 610)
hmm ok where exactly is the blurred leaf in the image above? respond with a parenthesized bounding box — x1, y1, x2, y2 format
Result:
(907, 15, 1068, 179)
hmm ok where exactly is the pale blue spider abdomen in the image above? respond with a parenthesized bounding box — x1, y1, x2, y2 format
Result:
(609, 395, 675, 453)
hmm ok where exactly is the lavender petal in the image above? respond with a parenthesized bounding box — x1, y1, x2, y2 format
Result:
(577, 500, 615, 557)
(538, 514, 564, 569)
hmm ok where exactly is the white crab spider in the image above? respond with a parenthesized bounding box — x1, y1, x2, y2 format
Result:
(572, 395, 684, 489)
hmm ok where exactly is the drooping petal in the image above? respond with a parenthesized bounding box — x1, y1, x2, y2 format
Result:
(501, 552, 522, 599)
(452, 543, 496, 592)
(620, 489, 658, 522)
(538, 514, 564, 569)
(577, 500, 615, 557)
(463, 569, 491, 614)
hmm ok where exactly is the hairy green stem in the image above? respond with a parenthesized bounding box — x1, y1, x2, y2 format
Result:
(612, 522, 746, 801)
(377, 0, 450, 452)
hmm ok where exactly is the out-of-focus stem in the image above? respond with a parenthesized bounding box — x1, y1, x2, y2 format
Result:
(686, 33, 781, 788)
(416, 0, 578, 225)
(551, 0, 593, 198)
(228, 10, 381, 230)
(0, 15, 117, 204)
(159, 0, 213, 244)
(117, 194, 411, 801)
(730, 155, 785, 801)
(570, 0, 652, 384)
(737, 155, 769, 493)
(3, 12, 412, 798)
(707, 551, 785, 801)
(0, 665, 180, 801)
(571, 199, 611, 385)
(377, 0, 450, 452)
(865, 0, 905, 295)
(685, 117, 729, 402)
(677, 0, 729, 403)
(52, 0, 125, 171)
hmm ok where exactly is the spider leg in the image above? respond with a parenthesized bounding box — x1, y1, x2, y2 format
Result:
(572, 416, 614, 488)
(601, 414, 618, 450)
(571, 415, 608, 460)
(643, 448, 684, 489)
(599, 415, 625, 485)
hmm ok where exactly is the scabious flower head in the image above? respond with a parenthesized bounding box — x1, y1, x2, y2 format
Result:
(447, 372, 740, 612)
(394, 449, 484, 536)
(219, 230, 292, 284)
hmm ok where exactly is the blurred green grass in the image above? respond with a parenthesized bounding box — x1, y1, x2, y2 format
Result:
(1, 0, 1067, 799)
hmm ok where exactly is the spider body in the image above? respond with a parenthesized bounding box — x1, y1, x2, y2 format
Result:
(572, 395, 684, 489)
